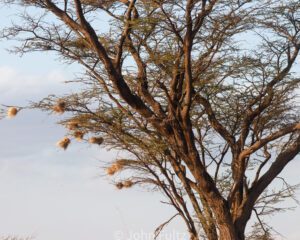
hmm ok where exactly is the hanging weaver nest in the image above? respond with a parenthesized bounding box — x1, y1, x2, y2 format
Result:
(106, 162, 124, 176)
(115, 182, 124, 190)
(67, 121, 79, 130)
(7, 107, 18, 118)
(52, 100, 66, 114)
(123, 180, 133, 188)
(106, 166, 117, 176)
(56, 137, 71, 150)
(89, 136, 104, 145)
(74, 131, 85, 141)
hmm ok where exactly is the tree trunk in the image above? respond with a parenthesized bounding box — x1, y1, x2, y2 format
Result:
(218, 224, 243, 240)
(205, 227, 218, 240)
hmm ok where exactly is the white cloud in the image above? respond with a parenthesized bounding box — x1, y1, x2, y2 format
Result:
(0, 65, 71, 104)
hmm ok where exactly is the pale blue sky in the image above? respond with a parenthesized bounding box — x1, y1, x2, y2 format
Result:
(0, 5, 185, 240)
(0, 4, 299, 240)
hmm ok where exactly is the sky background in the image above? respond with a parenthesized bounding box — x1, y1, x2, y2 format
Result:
(0, 4, 300, 240)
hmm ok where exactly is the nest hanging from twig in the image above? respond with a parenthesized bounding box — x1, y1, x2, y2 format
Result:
(67, 121, 79, 130)
(106, 162, 124, 176)
(115, 182, 124, 190)
(53, 100, 66, 114)
(56, 137, 71, 150)
(7, 107, 18, 118)
(123, 180, 133, 188)
(89, 136, 104, 145)
(74, 131, 85, 141)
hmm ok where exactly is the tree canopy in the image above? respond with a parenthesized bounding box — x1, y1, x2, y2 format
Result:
(1, 0, 300, 239)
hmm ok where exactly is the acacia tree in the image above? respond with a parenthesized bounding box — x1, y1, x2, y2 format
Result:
(1, 0, 300, 239)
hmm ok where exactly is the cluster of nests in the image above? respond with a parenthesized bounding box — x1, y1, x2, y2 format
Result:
(6, 100, 66, 118)
(6, 104, 104, 150)
(50, 99, 104, 150)
(6, 99, 66, 118)
(115, 180, 134, 190)
(6, 105, 133, 189)
(105, 161, 134, 189)
(56, 135, 104, 150)
(56, 121, 104, 150)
